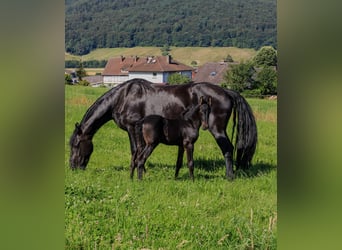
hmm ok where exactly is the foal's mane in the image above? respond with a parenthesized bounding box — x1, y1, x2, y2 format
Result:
(182, 104, 200, 121)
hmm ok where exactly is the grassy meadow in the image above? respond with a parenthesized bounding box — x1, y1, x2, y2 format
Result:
(65, 85, 277, 249)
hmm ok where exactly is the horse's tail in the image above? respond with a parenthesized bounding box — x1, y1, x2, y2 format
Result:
(228, 90, 257, 169)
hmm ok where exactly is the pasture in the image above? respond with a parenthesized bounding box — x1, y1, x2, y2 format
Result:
(65, 85, 277, 249)
(65, 46, 257, 66)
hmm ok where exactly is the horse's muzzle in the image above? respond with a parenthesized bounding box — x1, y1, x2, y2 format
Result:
(201, 122, 209, 130)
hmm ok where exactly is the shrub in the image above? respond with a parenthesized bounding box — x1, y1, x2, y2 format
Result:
(77, 80, 90, 86)
(167, 73, 191, 85)
(65, 74, 73, 85)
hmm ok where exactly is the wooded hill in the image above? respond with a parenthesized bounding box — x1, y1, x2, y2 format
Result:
(66, 0, 276, 55)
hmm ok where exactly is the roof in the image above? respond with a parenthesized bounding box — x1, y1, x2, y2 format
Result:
(102, 55, 193, 75)
(193, 62, 238, 85)
(129, 55, 193, 72)
(102, 56, 144, 76)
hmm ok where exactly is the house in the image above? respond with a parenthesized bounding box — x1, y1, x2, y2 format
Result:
(102, 55, 193, 86)
(193, 62, 238, 85)
(128, 55, 193, 84)
(102, 56, 144, 87)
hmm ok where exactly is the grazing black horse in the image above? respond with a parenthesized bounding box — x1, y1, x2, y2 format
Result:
(69, 78, 257, 180)
(133, 96, 211, 180)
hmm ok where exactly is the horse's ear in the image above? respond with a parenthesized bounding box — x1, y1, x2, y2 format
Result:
(199, 96, 203, 104)
(208, 96, 212, 106)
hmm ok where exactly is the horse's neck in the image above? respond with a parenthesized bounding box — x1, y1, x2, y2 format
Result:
(183, 106, 201, 129)
(80, 101, 113, 138)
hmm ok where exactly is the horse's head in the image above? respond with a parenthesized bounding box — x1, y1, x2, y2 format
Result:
(199, 96, 211, 130)
(69, 122, 93, 170)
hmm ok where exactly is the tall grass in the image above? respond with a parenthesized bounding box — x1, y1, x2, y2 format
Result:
(65, 85, 277, 249)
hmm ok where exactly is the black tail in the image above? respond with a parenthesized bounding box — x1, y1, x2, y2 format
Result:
(229, 91, 258, 169)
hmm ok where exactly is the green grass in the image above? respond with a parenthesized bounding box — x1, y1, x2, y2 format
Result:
(65, 85, 277, 249)
(65, 46, 257, 66)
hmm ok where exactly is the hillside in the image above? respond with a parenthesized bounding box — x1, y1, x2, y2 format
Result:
(65, 0, 276, 55)
(65, 46, 257, 66)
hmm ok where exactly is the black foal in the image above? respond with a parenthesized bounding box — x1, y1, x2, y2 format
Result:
(133, 96, 211, 180)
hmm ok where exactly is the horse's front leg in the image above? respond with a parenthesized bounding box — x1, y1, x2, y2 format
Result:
(175, 146, 184, 179)
(136, 143, 157, 180)
(184, 142, 195, 181)
(127, 126, 140, 179)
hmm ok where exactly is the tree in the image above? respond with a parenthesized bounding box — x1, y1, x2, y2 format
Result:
(76, 60, 87, 81)
(222, 61, 255, 92)
(167, 73, 191, 85)
(224, 54, 234, 62)
(161, 44, 171, 56)
(253, 46, 277, 67)
(256, 66, 277, 95)
(190, 61, 198, 67)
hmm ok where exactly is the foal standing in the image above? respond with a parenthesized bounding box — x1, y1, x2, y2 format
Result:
(133, 96, 211, 180)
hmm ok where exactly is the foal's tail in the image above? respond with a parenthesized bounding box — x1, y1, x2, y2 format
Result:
(229, 91, 258, 169)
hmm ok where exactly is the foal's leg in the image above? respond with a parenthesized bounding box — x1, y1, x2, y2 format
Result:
(184, 142, 195, 181)
(175, 146, 184, 178)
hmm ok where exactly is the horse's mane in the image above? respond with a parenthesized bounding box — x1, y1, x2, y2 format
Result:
(80, 79, 154, 124)
(124, 78, 155, 97)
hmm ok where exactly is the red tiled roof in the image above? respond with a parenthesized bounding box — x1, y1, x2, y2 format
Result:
(102, 55, 193, 76)
(102, 56, 145, 76)
(129, 55, 193, 72)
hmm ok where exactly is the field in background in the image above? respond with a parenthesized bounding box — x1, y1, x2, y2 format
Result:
(65, 46, 257, 66)
(65, 85, 277, 249)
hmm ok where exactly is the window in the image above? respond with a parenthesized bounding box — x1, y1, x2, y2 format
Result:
(152, 72, 157, 79)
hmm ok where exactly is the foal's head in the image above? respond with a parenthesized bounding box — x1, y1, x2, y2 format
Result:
(69, 122, 93, 170)
(198, 96, 211, 130)
(182, 96, 211, 130)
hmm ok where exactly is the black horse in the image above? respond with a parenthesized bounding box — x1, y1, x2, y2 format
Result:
(69, 78, 257, 180)
(133, 96, 211, 180)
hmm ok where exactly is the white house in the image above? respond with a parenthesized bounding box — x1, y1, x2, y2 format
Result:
(102, 55, 193, 86)
(102, 56, 143, 87)
(128, 55, 193, 84)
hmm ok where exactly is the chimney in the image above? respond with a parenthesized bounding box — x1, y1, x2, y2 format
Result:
(166, 54, 171, 64)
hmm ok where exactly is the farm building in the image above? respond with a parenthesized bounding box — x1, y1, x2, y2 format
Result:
(102, 56, 142, 86)
(102, 55, 193, 86)
(193, 61, 238, 85)
(128, 55, 193, 84)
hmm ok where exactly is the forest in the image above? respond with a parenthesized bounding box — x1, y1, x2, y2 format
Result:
(65, 0, 276, 55)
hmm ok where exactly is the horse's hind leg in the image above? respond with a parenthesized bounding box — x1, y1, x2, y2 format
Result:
(175, 146, 184, 178)
(210, 130, 235, 180)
